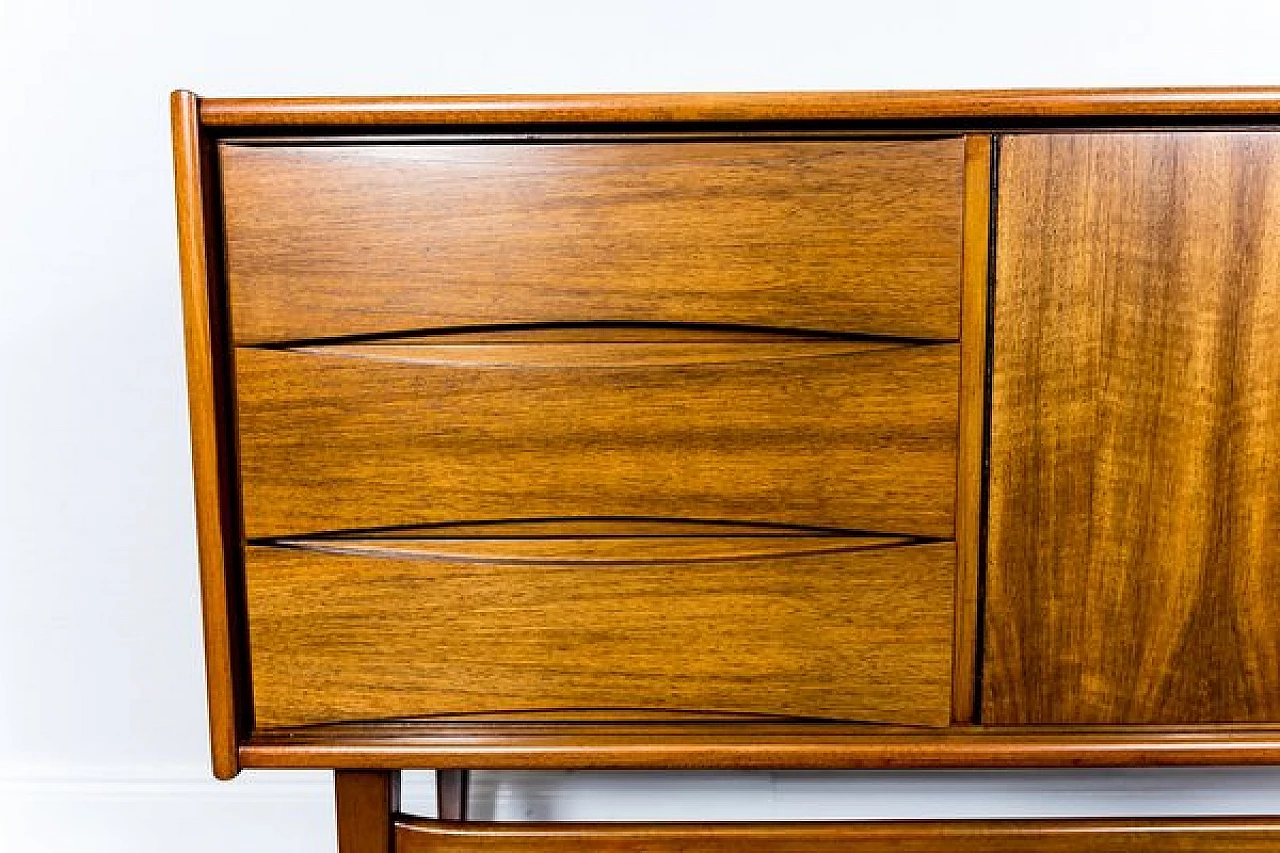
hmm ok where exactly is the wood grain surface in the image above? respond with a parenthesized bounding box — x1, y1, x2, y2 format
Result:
(171, 90, 244, 779)
(268, 535, 914, 565)
(172, 88, 1280, 778)
(234, 342, 959, 539)
(244, 541, 955, 728)
(984, 132, 1280, 725)
(395, 818, 1280, 852)
(952, 134, 993, 723)
(309, 518, 891, 539)
(196, 87, 1280, 128)
(241, 721, 1280, 770)
(336, 770, 399, 853)
(219, 139, 964, 343)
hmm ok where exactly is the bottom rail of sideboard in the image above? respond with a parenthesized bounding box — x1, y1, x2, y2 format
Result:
(394, 816, 1280, 852)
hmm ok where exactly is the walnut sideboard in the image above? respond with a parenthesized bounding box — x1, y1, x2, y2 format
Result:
(172, 89, 1280, 851)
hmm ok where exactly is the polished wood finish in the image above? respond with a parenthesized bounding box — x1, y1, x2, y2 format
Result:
(403, 710, 798, 723)
(396, 818, 1280, 852)
(288, 337, 913, 368)
(171, 90, 242, 780)
(984, 133, 1280, 725)
(176, 91, 1280, 803)
(952, 134, 993, 724)
(266, 534, 914, 563)
(234, 343, 960, 539)
(435, 770, 469, 822)
(220, 140, 964, 344)
(306, 518, 874, 538)
(199, 88, 1280, 129)
(336, 770, 401, 853)
(244, 541, 955, 728)
(243, 722, 1280, 770)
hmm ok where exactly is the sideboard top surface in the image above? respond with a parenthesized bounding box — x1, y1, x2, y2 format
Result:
(194, 87, 1280, 129)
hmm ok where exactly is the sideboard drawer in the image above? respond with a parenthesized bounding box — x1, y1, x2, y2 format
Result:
(219, 139, 965, 344)
(245, 539, 956, 728)
(234, 341, 959, 539)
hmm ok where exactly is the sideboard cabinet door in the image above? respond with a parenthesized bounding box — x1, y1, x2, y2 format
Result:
(984, 132, 1280, 725)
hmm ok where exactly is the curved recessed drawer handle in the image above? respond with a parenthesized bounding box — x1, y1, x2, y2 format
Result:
(271, 707, 863, 727)
(284, 340, 921, 369)
(268, 534, 924, 566)
(286, 516, 878, 540)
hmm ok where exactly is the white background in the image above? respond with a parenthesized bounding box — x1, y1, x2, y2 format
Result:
(3, 1, 1280, 849)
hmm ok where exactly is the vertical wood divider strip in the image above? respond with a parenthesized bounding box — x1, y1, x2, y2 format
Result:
(172, 90, 242, 779)
(953, 133, 994, 723)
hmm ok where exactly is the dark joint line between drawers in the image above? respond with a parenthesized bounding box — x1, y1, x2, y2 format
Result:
(218, 130, 968, 145)
(247, 537, 948, 566)
(245, 516, 952, 541)
(257, 708, 935, 731)
(245, 518, 952, 565)
(239, 321, 960, 350)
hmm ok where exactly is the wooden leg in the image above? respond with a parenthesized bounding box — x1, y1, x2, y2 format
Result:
(436, 769, 470, 821)
(336, 769, 401, 853)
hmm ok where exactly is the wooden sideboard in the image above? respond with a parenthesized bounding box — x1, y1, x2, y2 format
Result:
(172, 89, 1280, 851)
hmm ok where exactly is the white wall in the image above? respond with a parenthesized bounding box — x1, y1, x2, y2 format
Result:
(2, 1, 1280, 849)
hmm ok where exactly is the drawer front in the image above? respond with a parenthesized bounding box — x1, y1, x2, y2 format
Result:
(234, 341, 959, 539)
(245, 540, 956, 728)
(220, 139, 965, 344)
